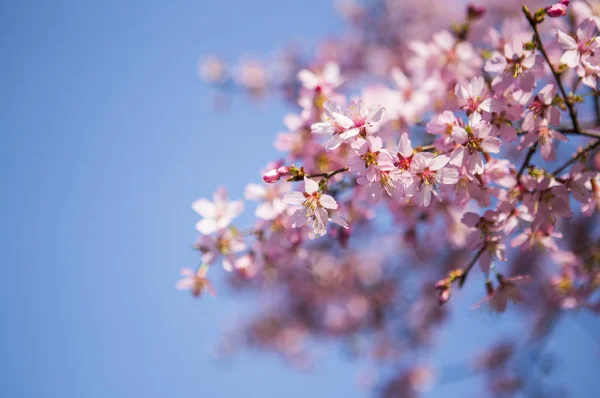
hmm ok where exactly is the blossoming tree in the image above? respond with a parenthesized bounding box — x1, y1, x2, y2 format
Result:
(183, 0, 600, 395)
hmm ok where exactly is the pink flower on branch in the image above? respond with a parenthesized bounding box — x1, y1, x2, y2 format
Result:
(283, 177, 346, 237)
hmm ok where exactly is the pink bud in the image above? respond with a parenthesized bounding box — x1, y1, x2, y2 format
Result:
(263, 169, 280, 183)
(467, 4, 486, 19)
(434, 279, 448, 290)
(546, 3, 568, 17)
(276, 166, 290, 176)
(438, 288, 451, 305)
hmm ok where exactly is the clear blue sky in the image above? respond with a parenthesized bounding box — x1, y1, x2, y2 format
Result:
(0, 1, 598, 397)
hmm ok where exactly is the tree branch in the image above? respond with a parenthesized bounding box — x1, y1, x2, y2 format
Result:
(551, 139, 600, 176)
(523, 9, 581, 133)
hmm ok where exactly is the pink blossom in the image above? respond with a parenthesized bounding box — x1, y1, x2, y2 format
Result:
(348, 135, 394, 183)
(283, 177, 345, 236)
(411, 153, 459, 207)
(176, 266, 216, 297)
(474, 275, 533, 313)
(557, 19, 600, 68)
(484, 40, 542, 92)
(521, 84, 561, 132)
(512, 226, 563, 251)
(297, 62, 343, 93)
(195, 230, 246, 271)
(426, 111, 465, 150)
(449, 113, 502, 175)
(518, 119, 567, 161)
(455, 77, 502, 114)
(312, 100, 384, 149)
(192, 187, 244, 235)
(563, 163, 596, 205)
(244, 182, 288, 220)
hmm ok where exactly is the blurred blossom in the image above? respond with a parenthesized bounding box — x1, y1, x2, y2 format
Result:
(198, 55, 228, 83)
(235, 58, 268, 95)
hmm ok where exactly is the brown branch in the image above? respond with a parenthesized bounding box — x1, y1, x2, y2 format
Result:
(558, 128, 600, 139)
(551, 139, 600, 176)
(305, 167, 349, 180)
(517, 143, 538, 181)
(458, 245, 486, 288)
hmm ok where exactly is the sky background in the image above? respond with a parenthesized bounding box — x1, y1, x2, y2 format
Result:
(0, 1, 599, 397)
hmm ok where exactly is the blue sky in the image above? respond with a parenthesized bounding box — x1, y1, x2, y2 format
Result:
(0, 1, 598, 397)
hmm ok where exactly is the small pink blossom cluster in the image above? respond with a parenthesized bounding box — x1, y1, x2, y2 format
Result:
(189, 1, 600, 395)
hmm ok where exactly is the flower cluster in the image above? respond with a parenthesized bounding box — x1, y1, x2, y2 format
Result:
(188, 1, 600, 396)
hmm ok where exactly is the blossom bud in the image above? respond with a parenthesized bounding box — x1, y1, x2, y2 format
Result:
(263, 169, 281, 183)
(276, 166, 290, 177)
(546, 1, 568, 17)
(438, 287, 451, 305)
(467, 4, 486, 19)
(434, 279, 448, 290)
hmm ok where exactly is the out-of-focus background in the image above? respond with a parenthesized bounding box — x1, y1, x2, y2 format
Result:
(1, 1, 599, 397)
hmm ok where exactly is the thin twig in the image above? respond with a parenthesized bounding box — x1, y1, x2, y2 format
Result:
(551, 139, 600, 176)
(558, 128, 600, 139)
(458, 245, 486, 288)
(305, 167, 349, 180)
(516, 143, 538, 181)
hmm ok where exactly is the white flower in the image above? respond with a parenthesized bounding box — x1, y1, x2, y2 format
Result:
(244, 183, 288, 220)
(311, 100, 384, 149)
(192, 187, 244, 235)
(297, 62, 343, 91)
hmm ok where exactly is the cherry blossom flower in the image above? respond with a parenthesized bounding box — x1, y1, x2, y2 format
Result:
(297, 62, 343, 93)
(244, 182, 288, 220)
(557, 19, 600, 68)
(312, 100, 384, 149)
(411, 153, 459, 207)
(312, 101, 383, 149)
(192, 187, 244, 235)
(511, 227, 563, 251)
(484, 40, 542, 92)
(348, 135, 394, 183)
(518, 119, 567, 161)
(521, 84, 560, 132)
(283, 177, 344, 236)
(455, 76, 502, 114)
(176, 266, 216, 297)
(426, 111, 465, 150)
(196, 230, 246, 271)
(562, 163, 596, 205)
(449, 113, 502, 175)
(474, 275, 533, 313)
